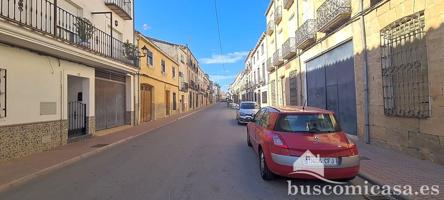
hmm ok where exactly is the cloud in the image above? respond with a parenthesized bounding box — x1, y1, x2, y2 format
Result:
(200, 51, 249, 64)
(142, 24, 151, 31)
(209, 74, 237, 82)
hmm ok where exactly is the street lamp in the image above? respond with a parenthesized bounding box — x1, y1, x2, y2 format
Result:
(137, 45, 148, 58)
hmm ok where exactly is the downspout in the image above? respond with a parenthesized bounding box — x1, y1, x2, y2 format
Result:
(273, 1, 279, 106)
(296, 0, 303, 106)
(360, 0, 370, 144)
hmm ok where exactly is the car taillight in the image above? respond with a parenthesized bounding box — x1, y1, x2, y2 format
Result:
(270, 134, 289, 155)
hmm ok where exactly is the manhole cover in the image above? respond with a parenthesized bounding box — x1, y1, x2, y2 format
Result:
(91, 144, 109, 148)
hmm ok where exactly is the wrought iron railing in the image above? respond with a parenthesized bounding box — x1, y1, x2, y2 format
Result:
(282, 37, 296, 59)
(267, 20, 275, 35)
(295, 19, 317, 49)
(105, 0, 132, 20)
(273, 49, 283, 66)
(274, 6, 282, 24)
(316, 0, 351, 33)
(0, 0, 138, 67)
(283, 0, 294, 9)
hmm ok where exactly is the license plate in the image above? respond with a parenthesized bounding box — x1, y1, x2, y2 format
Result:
(303, 157, 338, 166)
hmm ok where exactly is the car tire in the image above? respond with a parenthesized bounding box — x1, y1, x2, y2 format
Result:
(247, 129, 252, 147)
(259, 149, 274, 181)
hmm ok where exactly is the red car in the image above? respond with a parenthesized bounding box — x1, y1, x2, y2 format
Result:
(246, 106, 359, 181)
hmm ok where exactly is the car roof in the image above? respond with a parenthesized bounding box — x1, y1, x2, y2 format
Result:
(240, 101, 256, 104)
(266, 106, 334, 114)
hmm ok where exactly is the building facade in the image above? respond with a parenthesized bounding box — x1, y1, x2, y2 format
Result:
(234, 0, 444, 165)
(0, 0, 138, 160)
(137, 33, 180, 123)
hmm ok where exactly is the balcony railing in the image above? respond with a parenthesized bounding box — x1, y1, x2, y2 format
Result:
(282, 37, 296, 59)
(317, 0, 351, 33)
(267, 57, 274, 72)
(283, 0, 294, 10)
(274, 6, 282, 24)
(105, 0, 132, 20)
(273, 49, 284, 66)
(267, 21, 275, 35)
(295, 19, 317, 50)
(180, 82, 189, 92)
(0, 0, 138, 67)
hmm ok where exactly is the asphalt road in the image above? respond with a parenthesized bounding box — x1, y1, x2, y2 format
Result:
(0, 103, 366, 200)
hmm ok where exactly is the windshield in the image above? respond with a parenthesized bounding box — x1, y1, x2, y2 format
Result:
(274, 113, 341, 133)
(240, 103, 257, 109)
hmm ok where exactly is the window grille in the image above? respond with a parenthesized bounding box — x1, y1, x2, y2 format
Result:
(289, 70, 298, 105)
(380, 11, 429, 118)
(270, 80, 276, 106)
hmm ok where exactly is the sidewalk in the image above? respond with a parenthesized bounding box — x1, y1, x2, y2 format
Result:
(357, 141, 444, 200)
(0, 105, 210, 192)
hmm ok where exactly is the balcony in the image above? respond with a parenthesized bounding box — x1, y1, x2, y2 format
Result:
(295, 19, 317, 50)
(267, 21, 275, 35)
(317, 0, 352, 33)
(274, 6, 282, 24)
(267, 58, 274, 72)
(283, 0, 294, 10)
(0, 0, 138, 67)
(273, 49, 284, 66)
(282, 37, 296, 59)
(105, 0, 132, 20)
(180, 82, 189, 92)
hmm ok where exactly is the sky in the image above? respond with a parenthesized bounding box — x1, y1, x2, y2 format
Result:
(134, 0, 269, 91)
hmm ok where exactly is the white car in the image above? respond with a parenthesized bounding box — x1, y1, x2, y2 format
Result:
(236, 101, 259, 124)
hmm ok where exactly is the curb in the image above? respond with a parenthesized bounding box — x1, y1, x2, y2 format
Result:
(358, 172, 409, 200)
(0, 105, 211, 193)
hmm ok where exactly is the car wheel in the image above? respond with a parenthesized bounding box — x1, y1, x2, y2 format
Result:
(259, 149, 274, 181)
(247, 129, 252, 147)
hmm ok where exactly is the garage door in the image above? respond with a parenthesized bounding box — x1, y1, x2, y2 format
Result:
(95, 70, 126, 130)
(306, 41, 357, 135)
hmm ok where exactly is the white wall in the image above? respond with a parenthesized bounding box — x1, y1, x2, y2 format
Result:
(0, 43, 95, 126)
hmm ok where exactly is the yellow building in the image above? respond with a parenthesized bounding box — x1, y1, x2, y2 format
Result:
(136, 33, 180, 123)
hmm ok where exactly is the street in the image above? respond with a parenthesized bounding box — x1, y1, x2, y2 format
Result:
(0, 103, 369, 200)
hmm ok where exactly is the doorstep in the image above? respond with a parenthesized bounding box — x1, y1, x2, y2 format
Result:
(94, 125, 132, 137)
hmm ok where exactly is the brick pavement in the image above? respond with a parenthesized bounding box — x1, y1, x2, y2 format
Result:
(357, 141, 444, 200)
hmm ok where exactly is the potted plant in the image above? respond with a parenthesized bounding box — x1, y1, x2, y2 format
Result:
(74, 17, 94, 46)
(123, 40, 137, 62)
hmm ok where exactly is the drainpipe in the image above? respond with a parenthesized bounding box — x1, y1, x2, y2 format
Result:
(273, 1, 279, 106)
(360, 0, 370, 144)
(296, 0, 303, 106)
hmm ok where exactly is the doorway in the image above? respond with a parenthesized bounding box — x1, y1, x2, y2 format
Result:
(140, 84, 153, 122)
(67, 76, 89, 138)
(165, 90, 171, 116)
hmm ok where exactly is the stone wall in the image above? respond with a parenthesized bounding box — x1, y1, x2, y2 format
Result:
(354, 0, 444, 165)
(0, 120, 68, 161)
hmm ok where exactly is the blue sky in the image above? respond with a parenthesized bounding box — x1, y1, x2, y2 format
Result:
(134, 0, 269, 91)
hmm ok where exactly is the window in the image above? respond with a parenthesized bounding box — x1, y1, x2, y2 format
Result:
(0, 69, 6, 118)
(172, 67, 176, 78)
(147, 50, 153, 66)
(270, 80, 276, 106)
(262, 91, 268, 104)
(370, 0, 383, 7)
(380, 11, 429, 118)
(173, 93, 177, 110)
(274, 113, 341, 133)
(161, 60, 166, 75)
(261, 44, 264, 55)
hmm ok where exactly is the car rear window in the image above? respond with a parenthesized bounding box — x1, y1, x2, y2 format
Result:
(240, 103, 256, 109)
(274, 113, 341, 133)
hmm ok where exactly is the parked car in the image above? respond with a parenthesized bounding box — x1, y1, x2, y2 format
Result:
(246, 106, 359, 181)
(236, 101, 259, 124)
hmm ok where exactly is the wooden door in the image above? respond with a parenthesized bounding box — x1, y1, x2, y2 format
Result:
(141, 85, 152, 122)
(165, 91, 171, 116)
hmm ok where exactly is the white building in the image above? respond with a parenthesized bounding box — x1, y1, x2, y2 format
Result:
(0, 0, 138, 161)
